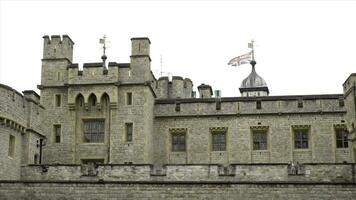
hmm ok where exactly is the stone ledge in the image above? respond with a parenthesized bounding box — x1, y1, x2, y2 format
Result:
(1, 180, 356, 185)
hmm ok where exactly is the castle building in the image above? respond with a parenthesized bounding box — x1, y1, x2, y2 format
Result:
(0, 35, 356, 199)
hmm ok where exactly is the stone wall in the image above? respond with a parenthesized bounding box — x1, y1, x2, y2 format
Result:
(153, 95, 352, 165)
(0, 84, 44, 180)
(20, 164, 355, 182)
(0, 181, 355, 200)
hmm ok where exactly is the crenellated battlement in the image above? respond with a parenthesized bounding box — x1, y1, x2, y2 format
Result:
(67, 62, 120, 85)
(43, 35, 74, 62)
(157, 76, 193, 99)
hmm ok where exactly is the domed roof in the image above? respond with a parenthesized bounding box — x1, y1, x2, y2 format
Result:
(240, 65, 267, 88)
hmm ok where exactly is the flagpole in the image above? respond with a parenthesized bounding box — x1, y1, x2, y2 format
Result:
(251, 40, 255, 61)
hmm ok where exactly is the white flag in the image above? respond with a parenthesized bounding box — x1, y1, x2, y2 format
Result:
(228, 51, 252, 66)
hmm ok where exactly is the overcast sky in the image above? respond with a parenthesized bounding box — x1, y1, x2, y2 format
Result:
(0, 0, 355, 97)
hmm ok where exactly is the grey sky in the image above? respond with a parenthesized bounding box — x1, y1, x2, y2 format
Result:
(0, 0, 355, 97)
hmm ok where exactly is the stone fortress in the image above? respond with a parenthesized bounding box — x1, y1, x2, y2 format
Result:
(0, 35, 356, 199)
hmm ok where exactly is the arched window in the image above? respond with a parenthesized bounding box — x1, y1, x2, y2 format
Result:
(88, 94, 97, 111)
(75, 94, 84, 110)
(101, 93, 110, 110)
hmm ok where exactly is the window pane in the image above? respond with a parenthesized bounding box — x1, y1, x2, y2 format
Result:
(212, 132, 226, 151)
(294, 129, 308, 149)
(172, 133, 186, 152)
(253, 131, 267, 150)
(336, 129, 348, 148)
(84, 120, 104, 143)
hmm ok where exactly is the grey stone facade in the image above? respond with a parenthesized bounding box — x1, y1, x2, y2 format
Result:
(0, 35, 356, 199)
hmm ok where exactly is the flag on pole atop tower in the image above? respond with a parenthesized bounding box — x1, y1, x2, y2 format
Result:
(228, 51, 252, 66)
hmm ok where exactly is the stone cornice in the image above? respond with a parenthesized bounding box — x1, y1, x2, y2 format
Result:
(250, 126, 269, 131)
(333, 124, 347, 129)
(169, 128, 187, 133)
(291, 125, 311, 130)
(209, 127, 228, 132)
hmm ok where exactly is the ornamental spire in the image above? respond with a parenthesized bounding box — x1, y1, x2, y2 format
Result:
(99, 35, 109, 69)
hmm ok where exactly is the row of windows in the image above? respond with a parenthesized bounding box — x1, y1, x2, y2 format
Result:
(52, 122, 349, 151)
(53, 121, 133, 143)
(171, 128, 349, 152)
(53, 92, 133, 107)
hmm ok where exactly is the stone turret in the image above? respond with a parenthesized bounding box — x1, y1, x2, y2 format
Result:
(43, 35, 74, 62)
(40, 35, 74, 87)
(239, 61, 269, 97)
(130, 37, 151, 82)
(198, 84, 213, 98)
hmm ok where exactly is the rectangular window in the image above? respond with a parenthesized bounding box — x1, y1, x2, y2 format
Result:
(8, 135, 15, 157)
(336, 129, 348, 148)
(294, 129, 309, 149)
(55, 94, 61, 107)
(212, 132, 226, 151)
(125, 123, 133, 142)
(84, 120, 105, 143)
(253, 130, 267, 150)
(54, 124, 61, 143)
(172, 133, 186, 152)
(126, 92, 132, 105)
(256, 100, 261, 109)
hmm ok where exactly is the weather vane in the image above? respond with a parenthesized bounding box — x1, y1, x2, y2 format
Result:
(228, 39, 255, 67)
(99, 35, 109, 68)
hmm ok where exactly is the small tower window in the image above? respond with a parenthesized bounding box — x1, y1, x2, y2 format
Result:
(175, 101, 181, 112)
(256, 100, 261, 109)
(54, 124, 61, 143)
(125, 123, 133, 142)
(55, 94, 61, 107)
(339, 97, 344, 107)
(8, 135, 15, 158)
(126, 92, 132, 105)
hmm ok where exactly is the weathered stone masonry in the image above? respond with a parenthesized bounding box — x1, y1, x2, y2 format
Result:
(0, 35, 356, 199)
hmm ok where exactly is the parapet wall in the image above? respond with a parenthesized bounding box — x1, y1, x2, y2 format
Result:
(20, 163, 355, 182)
(157, 76, 193, 99)
(154, 94, 346, 117)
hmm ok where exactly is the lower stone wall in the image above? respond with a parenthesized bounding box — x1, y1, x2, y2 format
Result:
(20, 163, 356, 182)
(0, 181, 355, 200)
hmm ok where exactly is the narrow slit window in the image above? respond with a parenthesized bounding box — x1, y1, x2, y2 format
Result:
(126, 92, 132, 105)
(125, 123, 133, 142)
(54, 124, 61, 143)
(55, 94, 61, 107)
(8, 135, 15, 158)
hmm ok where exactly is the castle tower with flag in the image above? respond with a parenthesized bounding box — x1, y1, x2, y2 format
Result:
(228, 40, 269, 97)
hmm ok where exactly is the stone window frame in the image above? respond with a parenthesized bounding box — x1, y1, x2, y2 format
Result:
(334, 124, 349, 149)
(292, 125, 311, 150)
(250, 126, 269, 151)
(210, 127, 228, 152)
(8, 135, 15, 158)
(169, 128, 187, 152)
(82, 119, 105, 143)
(53, 124, 62, 143)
